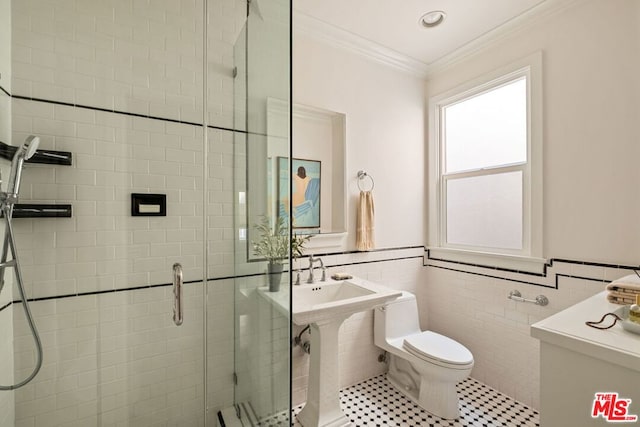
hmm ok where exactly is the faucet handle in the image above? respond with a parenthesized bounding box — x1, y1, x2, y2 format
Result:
(294, 269, 301, 286)
(321, 266, 327, 282)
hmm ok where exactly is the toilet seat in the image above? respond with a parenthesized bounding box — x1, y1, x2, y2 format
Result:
(403, 331, 473, 367)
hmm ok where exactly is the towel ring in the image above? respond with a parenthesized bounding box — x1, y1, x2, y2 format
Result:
(357, 170, 375, 191)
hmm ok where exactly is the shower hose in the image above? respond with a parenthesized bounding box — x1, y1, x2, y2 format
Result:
(0, 203, 43, 390)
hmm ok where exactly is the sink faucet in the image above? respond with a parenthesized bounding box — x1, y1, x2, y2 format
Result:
(307, 254, 326, 283)
(294, 269, 302, 286)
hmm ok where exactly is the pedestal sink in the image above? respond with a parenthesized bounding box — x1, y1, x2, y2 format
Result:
(293, 278, 401, 427)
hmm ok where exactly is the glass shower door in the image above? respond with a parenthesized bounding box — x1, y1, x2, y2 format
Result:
(209, 0, 292, 423)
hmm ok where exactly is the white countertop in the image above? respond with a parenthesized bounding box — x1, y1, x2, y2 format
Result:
(531, 291, 640, 372)
(256, 285, 291, 318)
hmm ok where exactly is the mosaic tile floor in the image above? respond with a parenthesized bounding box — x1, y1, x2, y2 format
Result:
(260, 375, 540, 427)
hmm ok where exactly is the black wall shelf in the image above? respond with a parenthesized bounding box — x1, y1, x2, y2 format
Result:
(1, 204, 73, 218)
(0, 141, 72, 166)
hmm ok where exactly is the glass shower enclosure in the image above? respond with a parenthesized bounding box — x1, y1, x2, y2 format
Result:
(0, 0, 291, 425)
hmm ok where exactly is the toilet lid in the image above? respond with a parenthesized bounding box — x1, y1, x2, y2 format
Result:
(403, 331, 473, 366)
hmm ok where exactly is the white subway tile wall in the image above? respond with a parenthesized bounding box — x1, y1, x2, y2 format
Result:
(0, 87, 12, 309)
(11, 0, 246, 129)
(8, 0, 258, 425)
(11, 98, 209, 296)
(422, 265, 608, 410)
(0, 307, 15, 427)
(10, 103, 249, 298)
(289, 250, 612, 413)
(0, 88, 10, 144)
(0, 21, 14, 426)
(13, 283, 206, 427)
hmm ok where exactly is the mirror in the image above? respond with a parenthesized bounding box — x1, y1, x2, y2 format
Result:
(260, 98, 347, 252)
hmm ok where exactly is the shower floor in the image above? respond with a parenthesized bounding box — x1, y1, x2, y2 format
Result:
(261, 375, 539, 426)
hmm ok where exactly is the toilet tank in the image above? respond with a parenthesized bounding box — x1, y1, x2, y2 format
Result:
(374, 291, 423, 346)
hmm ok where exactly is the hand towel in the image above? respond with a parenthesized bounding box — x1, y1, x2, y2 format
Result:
(356, 190, 375, 251)
(605, 274, 640, 304)
(607, 293, 636, 305)
(606, 274, 640, 290)
(607, 289, 640, 299)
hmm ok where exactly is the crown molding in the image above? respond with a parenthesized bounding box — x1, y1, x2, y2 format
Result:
(293, 11, 431, 78)
(293, 0, 584, 80)
(425, 0, 584, 77)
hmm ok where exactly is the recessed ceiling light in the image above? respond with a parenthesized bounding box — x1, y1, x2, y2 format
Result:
(420, 10, 446, 28)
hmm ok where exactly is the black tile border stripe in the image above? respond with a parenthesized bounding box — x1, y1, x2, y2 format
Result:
(330, 255, 424, 269)
(426, 264, 612, 290)
(9, 273, 262, 305)
(6, 247, 425, 306)
(4, 93, 636, 295)
(13, 94, 206, 130)
(10, 94, 270, 138)
(424, 248, 640, 289)
(551, 257, 640, 270)
(427, 264, 552, 289)
(306, 245, 425, 259)
(0, 301, 11, 314)
(426, 253, 546, 277)
(1, 244, 637, 306)
(0, 87, 636, 294)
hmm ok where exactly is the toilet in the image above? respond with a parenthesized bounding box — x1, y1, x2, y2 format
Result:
(374, 291, 474, 420)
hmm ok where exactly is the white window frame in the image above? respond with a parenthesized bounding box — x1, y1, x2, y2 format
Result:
(427, 52, 544, 273)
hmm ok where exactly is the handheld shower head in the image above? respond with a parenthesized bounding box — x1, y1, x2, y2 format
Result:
(7, 135, 40, 198)
(21, 135, 40, 161)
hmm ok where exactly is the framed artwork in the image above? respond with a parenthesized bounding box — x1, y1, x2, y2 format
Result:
(278, 157, 321, 229)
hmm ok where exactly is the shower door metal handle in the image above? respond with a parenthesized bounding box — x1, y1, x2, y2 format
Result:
(173, 263, 183, 326)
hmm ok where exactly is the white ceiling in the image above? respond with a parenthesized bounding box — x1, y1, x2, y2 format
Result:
(293, 0, 549, 71)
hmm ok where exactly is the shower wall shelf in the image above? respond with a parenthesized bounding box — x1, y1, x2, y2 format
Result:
(0, 141, 72, 166)
(1, 204, 72, 218)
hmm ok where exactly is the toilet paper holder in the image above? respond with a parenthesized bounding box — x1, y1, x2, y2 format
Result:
(508, 290, 549, 306)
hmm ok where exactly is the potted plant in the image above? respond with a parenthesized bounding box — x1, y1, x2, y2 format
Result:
(253, 215, 311, 291)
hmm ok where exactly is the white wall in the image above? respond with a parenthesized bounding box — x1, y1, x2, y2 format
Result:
(10, 0, 246, 129)
(0, 0, 14, 424)
(423, 0, 640, 410)
(291, 33, 429, 408)
(293, 0, 640, 414)
(426, 0, 640, 265)
(293, 33, 426, 250)
(0, 0, 10, 94)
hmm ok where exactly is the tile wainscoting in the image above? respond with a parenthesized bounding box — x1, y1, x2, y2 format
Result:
(291, 247, 427, 407)
(422, 255, 634, 410)
(292, 247, 634, 412)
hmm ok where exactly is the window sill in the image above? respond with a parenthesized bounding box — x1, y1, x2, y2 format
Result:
(426, 247, 547, 274)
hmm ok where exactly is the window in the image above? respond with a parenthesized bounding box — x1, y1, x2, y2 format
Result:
(428, 53, 543, 271)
